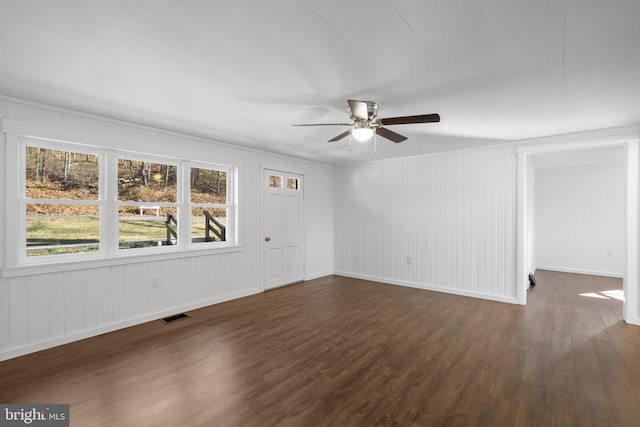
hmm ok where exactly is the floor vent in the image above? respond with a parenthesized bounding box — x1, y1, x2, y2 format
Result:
(161, 313, 191, 324)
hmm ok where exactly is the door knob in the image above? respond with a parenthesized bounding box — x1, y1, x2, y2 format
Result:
(265, 237, 271, 242)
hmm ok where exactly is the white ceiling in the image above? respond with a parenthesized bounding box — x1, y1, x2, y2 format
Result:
(0, 0, 639, 164)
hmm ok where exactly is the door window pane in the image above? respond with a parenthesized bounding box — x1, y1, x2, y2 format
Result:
(287, 177, 299, 190)
(268, 175, 282, 188)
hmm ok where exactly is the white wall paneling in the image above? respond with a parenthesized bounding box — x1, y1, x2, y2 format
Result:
(0, 96, 334, 360)
(334, 146, 518, 303)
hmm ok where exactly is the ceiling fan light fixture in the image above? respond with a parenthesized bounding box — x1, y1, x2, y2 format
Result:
(352, 126, 374, 142)
(292, 99, 439, 145)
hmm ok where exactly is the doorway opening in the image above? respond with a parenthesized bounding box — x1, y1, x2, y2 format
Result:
(517, 139, 639, 325)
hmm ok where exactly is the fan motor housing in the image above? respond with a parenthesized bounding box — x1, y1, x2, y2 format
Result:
(365, 101, 379, 119)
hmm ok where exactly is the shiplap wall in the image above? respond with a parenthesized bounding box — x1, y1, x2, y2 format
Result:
(334, 146, 518, 302)
(0, 96, 334, 360)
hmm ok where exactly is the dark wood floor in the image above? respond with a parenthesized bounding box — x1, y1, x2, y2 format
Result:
(1, 271, 638, 426)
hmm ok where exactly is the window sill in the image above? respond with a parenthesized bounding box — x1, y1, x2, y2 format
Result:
(2, 245, 244, 278)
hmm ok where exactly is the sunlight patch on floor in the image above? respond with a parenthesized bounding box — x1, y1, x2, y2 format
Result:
(579, 289, 624, 301)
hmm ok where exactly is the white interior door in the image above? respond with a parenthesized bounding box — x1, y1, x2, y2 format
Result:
(263, 170, 304, 290)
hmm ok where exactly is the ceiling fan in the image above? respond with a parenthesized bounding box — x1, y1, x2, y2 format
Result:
(292, 99, 440, 145)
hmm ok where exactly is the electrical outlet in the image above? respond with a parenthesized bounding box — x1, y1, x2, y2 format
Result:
(606, 250, 614, 258)
(406, 256, 412, 265)
(151, 276, 160, 288)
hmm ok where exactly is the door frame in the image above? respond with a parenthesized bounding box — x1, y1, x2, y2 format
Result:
(516, 131, 639, 325)
(260, 165, 305, 291)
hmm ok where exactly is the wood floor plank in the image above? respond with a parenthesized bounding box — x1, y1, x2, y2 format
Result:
(0, 271, 638, 426)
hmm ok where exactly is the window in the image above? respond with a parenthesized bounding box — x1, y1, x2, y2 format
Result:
(189, 166, 230, 244)
(16, 137, 237, 264)
(23, 144, 102, 258)
(117, 158, 178, 249)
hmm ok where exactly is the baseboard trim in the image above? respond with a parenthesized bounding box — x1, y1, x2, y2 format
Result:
(0, 287, 262, 362)
(305, 270, 334, 281)
(333, 271, 519, 305)
(623, 316, 640, 327)
(536, 265, 624, 279)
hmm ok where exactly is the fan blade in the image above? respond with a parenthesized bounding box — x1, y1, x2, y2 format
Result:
(376, 127, 407, 143)
(347, 100, 368, 120)
(292, 123, 352, 126)
(378, 113, 440, 126)
(328, 130, 351, 142)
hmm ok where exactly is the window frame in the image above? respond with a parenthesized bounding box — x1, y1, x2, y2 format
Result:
(113, 153, 182, 254)
(19, 138, 106, 265)
(13, 136, 238, 267)
(186, 161, 235, 250)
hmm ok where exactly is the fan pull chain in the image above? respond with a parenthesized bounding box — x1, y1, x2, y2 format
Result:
(374, 129, 377, 153)
(349, 132, 352, 151)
